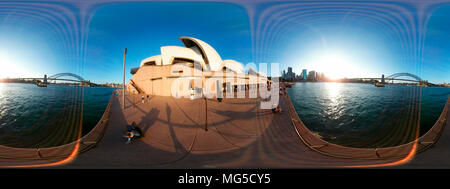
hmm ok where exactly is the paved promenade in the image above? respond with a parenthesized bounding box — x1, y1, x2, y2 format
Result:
(59, 93, 401, 168)
(0, 88, 448, 168)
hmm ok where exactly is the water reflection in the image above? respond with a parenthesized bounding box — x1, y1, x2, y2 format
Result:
(326, 82, 341, 99)
(288, 82, 450, 148)
(0, 83, 114, 148)
(0, 83, 5, 121)
(324, 83, 344, 121)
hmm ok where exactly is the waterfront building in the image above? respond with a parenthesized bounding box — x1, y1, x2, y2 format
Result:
(316, 72, 321, 81)
(127, 36, 268, 97)
(302, 69, 307, 81)
(284, 67, 295, 81)
(315, 72, 326, 81)
(307, 71, 316, 81)
(44, 74, 48, 84)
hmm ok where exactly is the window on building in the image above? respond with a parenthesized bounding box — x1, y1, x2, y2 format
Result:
(144, 61, 156, 66)
(172, 57, 194, 64)
(172, 70, 183, 74)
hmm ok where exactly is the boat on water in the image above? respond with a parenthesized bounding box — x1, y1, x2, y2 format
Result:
(36, 82, 48, 87)
(374, 82, 385, 87)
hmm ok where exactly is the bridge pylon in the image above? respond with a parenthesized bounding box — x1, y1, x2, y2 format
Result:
(44, 74, 48, 84)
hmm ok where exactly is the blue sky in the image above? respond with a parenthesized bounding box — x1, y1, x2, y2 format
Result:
(0, 1, 449, 84)
(84, 2, 251, 83)
(255, 2, 450, 82)
(422, 5, 450, 84)
(0, 16, 68, 79)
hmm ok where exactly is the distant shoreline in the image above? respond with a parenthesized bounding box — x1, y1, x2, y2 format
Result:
(0, 80, 119, 88)
(282, 80, 450, 88)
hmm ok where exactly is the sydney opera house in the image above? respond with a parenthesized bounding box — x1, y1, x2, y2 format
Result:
(127, 36, 269, 98)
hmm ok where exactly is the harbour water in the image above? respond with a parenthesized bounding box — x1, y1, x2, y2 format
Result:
(288, 82, 450, 148)
(0, 83, 114, 148)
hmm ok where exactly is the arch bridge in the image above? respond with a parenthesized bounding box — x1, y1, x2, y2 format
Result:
(15, 73, 94, 85)
(350, 72, 429, 84)
(384, 73, 424, 83)
(48, 73, 85, 82)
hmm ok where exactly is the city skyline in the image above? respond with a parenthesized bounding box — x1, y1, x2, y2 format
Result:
(280, 67, 428, 82)
(0, 1, 449, 84)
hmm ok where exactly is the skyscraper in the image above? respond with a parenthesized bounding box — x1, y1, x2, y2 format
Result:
(302, 69, 307, 80)
(307, 71, 316, 81)
(287, 67, 293, 81)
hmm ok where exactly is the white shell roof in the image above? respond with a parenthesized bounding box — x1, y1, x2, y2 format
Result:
(160, 46, 203, 65)
(179, 36, 223, 71)
(140, 36, 248, 75)
(140, 55, 162, 67)
(222, 59, 244, 74)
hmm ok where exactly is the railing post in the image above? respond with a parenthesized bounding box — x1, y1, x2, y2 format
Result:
(36, 148, 42, 159)
(374, 148, 381, 158)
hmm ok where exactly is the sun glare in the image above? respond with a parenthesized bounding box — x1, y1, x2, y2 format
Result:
(311, 51, 358, 80)
(0, 59, 11, 79)
(0, 51, 20, 79)
(0, 53, 9, 79)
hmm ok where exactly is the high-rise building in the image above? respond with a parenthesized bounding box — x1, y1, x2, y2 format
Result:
(307, 71, 316, 81)
(316, 72, 325, 81)
(287, 67, 294, 81)
(321, 72, 327, 81)
(302, 69, 307, 80)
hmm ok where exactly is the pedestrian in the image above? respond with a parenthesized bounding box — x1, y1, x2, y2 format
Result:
(123, 122, 142, 144)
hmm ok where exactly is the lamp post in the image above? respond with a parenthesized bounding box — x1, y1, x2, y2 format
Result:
(204, 95, 208, 131)
(122, 48, 127, 109)
(192, 77, 208, 132)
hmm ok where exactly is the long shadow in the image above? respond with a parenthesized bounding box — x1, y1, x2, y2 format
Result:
(138, 108, 160, 134)
(170, 99, 241, 129)
(166, 103, 188, 154)
(73, 96, 191, 167)
(170, 98, 203, 128)
(124, 94, 154, 115)
(207, 103, 258, 120)
(124, 94, 141, 109)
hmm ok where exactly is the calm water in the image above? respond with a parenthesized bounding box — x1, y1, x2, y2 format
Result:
(0, 83, 114, 148)
(287, 82, 450, 148)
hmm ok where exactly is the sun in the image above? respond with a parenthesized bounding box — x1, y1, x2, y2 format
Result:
(0, 58, 8, 79)
(0, 52, 18, 78)
(0, 56, 10, 78)
(312, 51, 357, 80)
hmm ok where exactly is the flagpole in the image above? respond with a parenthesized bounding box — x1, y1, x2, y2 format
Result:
(122, 48, 127, 109)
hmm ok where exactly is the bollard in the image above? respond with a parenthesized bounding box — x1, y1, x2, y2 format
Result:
(36, 148, 43, 159)
(374, 148, 381, 158)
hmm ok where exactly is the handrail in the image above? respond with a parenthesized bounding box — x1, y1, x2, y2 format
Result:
(0, 90, 115, 160)
(285, 88, 449, 160)
(130, 79, 144, 94)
